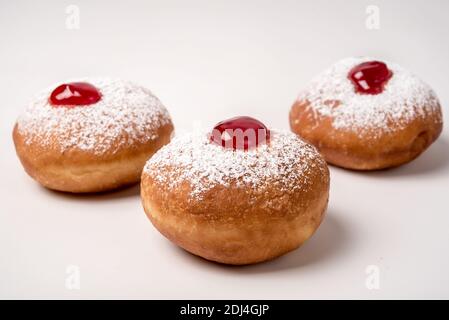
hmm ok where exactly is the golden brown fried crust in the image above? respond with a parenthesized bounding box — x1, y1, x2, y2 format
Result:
(13, 121, 174, 193)
(141, 156, 330, 265)
(289, 100, 443, 170)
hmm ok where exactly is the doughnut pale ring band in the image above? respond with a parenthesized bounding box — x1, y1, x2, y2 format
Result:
(141, 122, 330, 265)
(13, 78, 173, 193)
(290, 57, 443, 170)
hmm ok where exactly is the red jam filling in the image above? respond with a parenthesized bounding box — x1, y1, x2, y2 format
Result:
(210, 116, 270, 151)
(348, 61, 393, 95)
(49, 82, 101, 107)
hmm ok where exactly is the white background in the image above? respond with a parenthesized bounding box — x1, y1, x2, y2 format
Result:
(1, 0, 448, 299)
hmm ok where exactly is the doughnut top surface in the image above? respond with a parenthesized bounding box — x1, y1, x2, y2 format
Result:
(17, 78, 171, 155)
(144, 130, 327, 200)
(297, 57, 441, 137)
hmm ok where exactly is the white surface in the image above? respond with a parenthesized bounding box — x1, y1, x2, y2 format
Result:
(1, 0, 449, 299)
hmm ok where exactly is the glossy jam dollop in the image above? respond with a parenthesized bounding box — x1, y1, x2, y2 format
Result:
(348, 61, 393, 95)
(210, 116, 270, 151)
(49, 82, 101, 107)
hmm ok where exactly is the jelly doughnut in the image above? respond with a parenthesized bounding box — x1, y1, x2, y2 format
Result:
(290, 57, 443, 170)
(141, 117, 330, 265)
(13, 78, 173, 192)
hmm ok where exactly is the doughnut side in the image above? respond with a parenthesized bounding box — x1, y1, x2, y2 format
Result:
(13, 122, 173, 193)
(141, 158, 330, 265)
(290, 99, 443, 170)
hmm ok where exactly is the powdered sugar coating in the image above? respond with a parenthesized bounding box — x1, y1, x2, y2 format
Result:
(144, 130, 327, 200)
(297, 57, 442, 137)
(17, 78, 171, 154)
